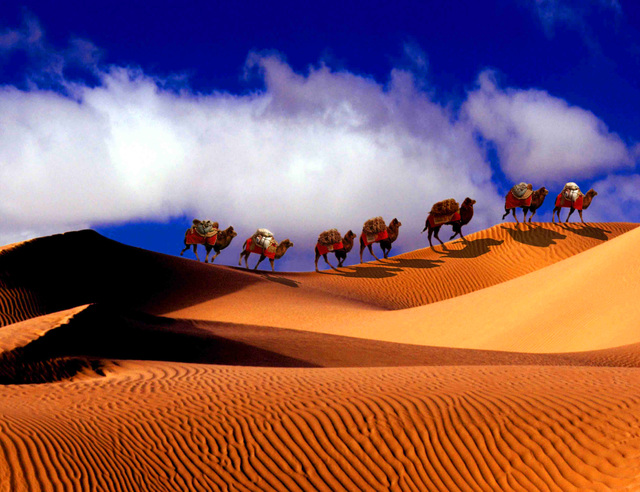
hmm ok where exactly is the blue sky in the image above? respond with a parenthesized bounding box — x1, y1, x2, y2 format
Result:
(1, 0, 639, 271)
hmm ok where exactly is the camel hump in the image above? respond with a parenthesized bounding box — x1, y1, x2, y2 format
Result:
(430, 199, 459, 217)
(318, 229, 342, 246)
(363, 217, 386, 234)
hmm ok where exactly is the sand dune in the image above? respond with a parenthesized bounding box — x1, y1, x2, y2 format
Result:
(1, 223, 640, 490)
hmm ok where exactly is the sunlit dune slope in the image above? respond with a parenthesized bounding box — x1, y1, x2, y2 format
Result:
(1, 362, 639, 491)
(286, 222, 638, 309)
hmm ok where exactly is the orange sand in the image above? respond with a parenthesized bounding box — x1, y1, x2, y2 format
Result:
(1, 223, 640, 490)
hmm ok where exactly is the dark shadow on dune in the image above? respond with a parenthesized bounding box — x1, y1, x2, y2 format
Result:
(0, 230, 265, 326)
(559, 223, 612, 241)
(18, 305, 319, 368)
(259, 274, 301, 288)
(439, 238, 504, 259)
(501, 224, 567, 247)
(335, 257, 444, 278)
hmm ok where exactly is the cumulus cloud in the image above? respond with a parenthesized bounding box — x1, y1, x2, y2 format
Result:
(582, 173, 640, 223)
(463, 70, 634, 184)
(0, 50, 507, 267)
(1, 22, 637, 269)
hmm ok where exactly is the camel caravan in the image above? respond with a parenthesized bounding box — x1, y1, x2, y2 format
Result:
(502, 182, 597, 225)
(179, 180, 598, 271)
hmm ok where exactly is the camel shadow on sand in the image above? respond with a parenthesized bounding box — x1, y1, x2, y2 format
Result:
(436, 237, 504, 259)
(501, 224, 567, 247)
(558, 223, 612, 241)
(333, 257, 444, 279)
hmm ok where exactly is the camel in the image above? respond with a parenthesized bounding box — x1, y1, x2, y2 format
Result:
(359, 216, 389, 263)
(422, 197, 476, 248)
(180, 220, 220, 262)
(239, 237, 294, 272)
(552, 188, 597, 223)
(502, 186, 549, 224)
(315, 230, 357, 272)
(378, 218, 402, 259)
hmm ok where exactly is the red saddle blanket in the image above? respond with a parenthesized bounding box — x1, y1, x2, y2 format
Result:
(505, 191, 533, 210)
(245, 238, 277, 259)
(316, 241, 344, 256)
(185, 229, 217, 246)
(360, 230, 389, 247)
(555, 193, 584, 210)
(427, 211, 461, 228)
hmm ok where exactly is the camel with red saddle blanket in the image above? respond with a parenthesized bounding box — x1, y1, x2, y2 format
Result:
(239, 229, 294, 271)
(359, 217, 402, 263)
(552, 183, 598, 223)
(315, 229, 357, 272)
(502, 183, 549, 224)
(422, 197, 476, 249)
(180, 219, 238, 263)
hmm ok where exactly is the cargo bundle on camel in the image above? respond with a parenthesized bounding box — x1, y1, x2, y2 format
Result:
(180, 219, 235, 263)
(238, 229, 294, 271)
(422, 197, 476, 249)
(315, 229, 357, 272)
(552, 182, 598, 223)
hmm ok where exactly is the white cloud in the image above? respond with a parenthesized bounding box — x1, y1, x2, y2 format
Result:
(463, 70, 634, 185)
(0, 55, 506, 268)
(582, 173, 640, 222)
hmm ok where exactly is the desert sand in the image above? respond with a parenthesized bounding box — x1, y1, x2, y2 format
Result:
(1, 222, 640, 490)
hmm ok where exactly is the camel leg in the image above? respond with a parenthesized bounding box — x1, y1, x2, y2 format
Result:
(552, 207, 558, 223)
(204, 245, 212, 263)
(578, 210, 584, 224)
(210, 249, 220, 262)
(180, 243, 190, 256)
(367, 244, 380, 261)
(565, 208, 575, 223)
(522, 208, 528, 223)
(192, 245, 200, 262)
(238, 251, 244, 267)
(450, 224, 466, 241)
(359, 238, 365, 263)
(528, 208, 536, 223)
(254, 254, 266, 270)
(433, 226, 445, 246)
(511, 208, 519, 225)
(269, 258, 275, 272)
(323, 253, 337, 271)
(502, 208, 509, 220)
(427, 227, 435, 248)
(314, 250, 320, 272)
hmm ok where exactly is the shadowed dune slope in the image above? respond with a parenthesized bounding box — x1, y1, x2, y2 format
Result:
(0, 230, 272, 326)
(0, 362, 639, 491)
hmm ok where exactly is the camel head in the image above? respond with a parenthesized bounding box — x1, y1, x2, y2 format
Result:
(225, 226, 238, 238)
(280, 239, 294, 249)
(344, 230, 357, 242)
(462, 197, 476, 207)
(586, 189, 598, 198)
(389, 218, 402, 229)
(538, 186, 549, 196)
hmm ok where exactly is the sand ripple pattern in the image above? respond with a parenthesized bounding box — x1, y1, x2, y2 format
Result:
(0, 363, 639, 491)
